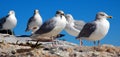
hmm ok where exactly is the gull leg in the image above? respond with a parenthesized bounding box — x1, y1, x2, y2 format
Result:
(52, 36, 59, 47)
(97, 40, 100, 46)
(3, 30, 10, 37)
(79, 39, 83, 47)
(51, 37, 55, 47)
(10, 29, 13, 35)
(7, 30, 8, 34)
(11, 30, 14, 35)
(55, 40, 59, 47)
(93, 41, 96, 45)
(51, 34, 64, 47)
(56, 40, 59, 46)
(51, 37, 53, 47)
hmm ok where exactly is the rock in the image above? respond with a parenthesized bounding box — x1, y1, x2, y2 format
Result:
(92, 52, 100, 56)
(0, 34, 120, 57)
(11, 50, 16, 54)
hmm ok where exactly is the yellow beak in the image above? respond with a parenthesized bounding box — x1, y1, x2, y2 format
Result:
(107, 16, 112, 18)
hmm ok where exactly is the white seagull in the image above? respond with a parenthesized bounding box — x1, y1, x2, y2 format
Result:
(76, 12, 112, 46)
(31, 10, 67, 45)
(65, 14, 85, 36)
(25, 9, 42, 34)
(0, 10, 17, 35)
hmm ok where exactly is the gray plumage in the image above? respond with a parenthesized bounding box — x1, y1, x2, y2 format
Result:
(77, 22, 96, 37)
(0, 15, 8, 29)
(25, 16, 35, 31)
(76, 12, 112, 46)
(74, 20, 85, 30)
(0, 10, 17, 35)
(35, 19, 56, 34)
(65, 14, 85, 36)
(0, 10, 17, 30)
(25, 9, 42, 33)
(31, 10, 67, 41)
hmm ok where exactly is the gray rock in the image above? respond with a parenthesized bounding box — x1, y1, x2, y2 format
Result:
(0, 34, 120, 57)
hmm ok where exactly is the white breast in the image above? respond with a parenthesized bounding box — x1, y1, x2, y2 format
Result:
(86, 19, 110, 41)
(34, 14, 42, 27)
(3, 15, 17, 30)
(29, 14, 42, 30)
(49, 16, 67, 36)
(31, 15, 67, 40)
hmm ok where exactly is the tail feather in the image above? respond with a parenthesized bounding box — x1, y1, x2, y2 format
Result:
(76, 36, 80, 40)
(55, 34, 65, 38)
(25, 27, 30, 32)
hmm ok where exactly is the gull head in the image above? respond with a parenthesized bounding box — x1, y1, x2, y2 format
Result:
(8, 10, 15, 15)
(65, 14, 74, 23)
(96, 12, 112, 20)
(34, 9, 39, 14)
(56, 10, 65, 16)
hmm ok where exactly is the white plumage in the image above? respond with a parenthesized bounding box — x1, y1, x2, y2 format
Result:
(25, 9, 42, 34)
(85, 18, 110, 41)
(0, 10, 17, 32)
(76, 12, 112, 46)
(65, 14, 85, 36)
(31, 10, 67, 40)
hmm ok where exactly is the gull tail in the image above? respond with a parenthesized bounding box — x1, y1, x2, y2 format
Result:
(76, 36, 80, 40)
(55, 34, 65, 38)
(25, 27, 30, 32)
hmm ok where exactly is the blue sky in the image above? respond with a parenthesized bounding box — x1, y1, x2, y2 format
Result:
(0, 0, 120, 46)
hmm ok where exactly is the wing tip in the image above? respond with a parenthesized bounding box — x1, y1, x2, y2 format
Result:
(76, 37, 80, 39)
(25, 28, 29, 32)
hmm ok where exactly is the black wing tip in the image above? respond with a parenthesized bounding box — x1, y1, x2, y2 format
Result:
(25, 27, 30, 32)
(59, 34, 65, 37)
(0, 30, 14, 35)
(16, 35, 31, 37)
(25, 29, 29, 32)
(76, 37, 80, 39)
(56, 34, 65, 38)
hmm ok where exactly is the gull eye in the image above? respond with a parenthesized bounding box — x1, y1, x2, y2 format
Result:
(100, 14, 105, 16)
(61, 14, 64, 15)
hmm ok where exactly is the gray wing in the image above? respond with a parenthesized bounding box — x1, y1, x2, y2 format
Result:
(35, 19, 56, 34)
(74, 20, 85, 30)
(25, 16, 35, 31)
(76, 22, 96, 38)
(0, 15, 8, 29)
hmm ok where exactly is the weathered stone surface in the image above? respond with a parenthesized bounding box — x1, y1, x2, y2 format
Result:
(0, 34, 120, 57)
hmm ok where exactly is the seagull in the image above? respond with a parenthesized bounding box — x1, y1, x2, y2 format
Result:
(76, 12, 112, 46)
(31, 10, 67, 46)
(25, 9, 42, 34)
(0, 10, 17, 35)
(64, 14, 85, 36)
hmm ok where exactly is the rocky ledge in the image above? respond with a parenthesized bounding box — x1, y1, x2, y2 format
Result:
(0, 34, 120, 57)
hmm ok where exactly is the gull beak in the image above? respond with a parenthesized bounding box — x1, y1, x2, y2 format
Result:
(107, 16, 112, 18)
